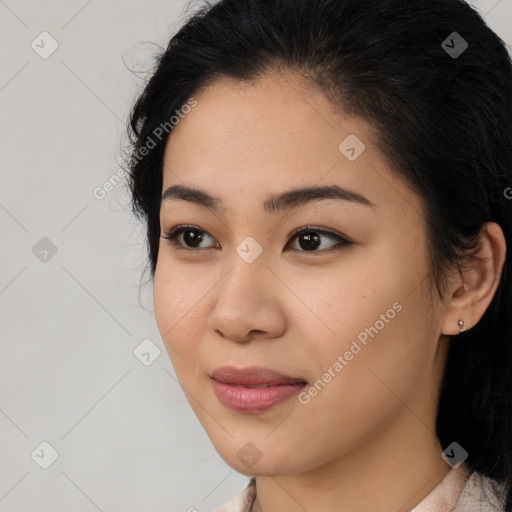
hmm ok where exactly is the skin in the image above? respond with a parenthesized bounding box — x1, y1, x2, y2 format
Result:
(153, 69, 507, 512)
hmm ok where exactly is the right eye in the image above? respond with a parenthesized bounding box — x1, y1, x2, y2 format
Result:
(162, 225, 219, 251)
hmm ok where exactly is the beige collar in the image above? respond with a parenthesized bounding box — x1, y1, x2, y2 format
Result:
(217, 463, 505, 512)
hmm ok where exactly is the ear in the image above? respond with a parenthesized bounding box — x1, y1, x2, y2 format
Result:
(441, 222, 507, 336)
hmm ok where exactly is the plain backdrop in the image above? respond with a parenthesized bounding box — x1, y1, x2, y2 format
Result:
(0, 1, 511, 511)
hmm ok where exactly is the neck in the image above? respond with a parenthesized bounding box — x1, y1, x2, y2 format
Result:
(250, 417, 452, 512)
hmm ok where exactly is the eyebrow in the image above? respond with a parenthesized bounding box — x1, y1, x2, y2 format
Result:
(161, 183, 376, 214)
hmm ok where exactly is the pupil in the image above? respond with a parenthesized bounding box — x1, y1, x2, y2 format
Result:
(299, 232, 320, 250)
(181, 230, 322, 250)
(185, 229, 202, 247)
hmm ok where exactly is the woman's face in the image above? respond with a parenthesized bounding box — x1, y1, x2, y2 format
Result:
(153, 70, 449, 476)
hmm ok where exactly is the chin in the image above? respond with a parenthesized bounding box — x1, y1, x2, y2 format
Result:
(220, 448, 300, 478)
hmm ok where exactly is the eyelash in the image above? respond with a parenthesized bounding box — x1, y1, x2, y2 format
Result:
(161, 224, 352, 254)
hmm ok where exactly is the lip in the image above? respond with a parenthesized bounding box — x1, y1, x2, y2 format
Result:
(210, 365, 307, 386)
(210, 365, 307, 413)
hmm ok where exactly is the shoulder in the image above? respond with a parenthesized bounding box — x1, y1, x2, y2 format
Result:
(454, 470, 508, 511)
(215, 478, 256, 512)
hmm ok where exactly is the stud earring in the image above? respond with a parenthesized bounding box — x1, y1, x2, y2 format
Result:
(457, 318, 466, 333)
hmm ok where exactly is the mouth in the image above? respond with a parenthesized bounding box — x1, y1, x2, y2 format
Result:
(208, 365, 307, 413)
(209, 365, 308, 387)
(210, 377, 307, 413)
(221, 382, 306, 388)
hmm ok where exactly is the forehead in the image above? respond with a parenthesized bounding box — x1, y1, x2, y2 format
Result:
(163, 70, 365, 170)
(161, 71, 422, 221)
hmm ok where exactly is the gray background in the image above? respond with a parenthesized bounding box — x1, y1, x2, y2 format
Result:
(0, 1, 511, 511)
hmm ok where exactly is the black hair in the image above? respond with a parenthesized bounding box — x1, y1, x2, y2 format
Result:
(124, 0, 512, 508)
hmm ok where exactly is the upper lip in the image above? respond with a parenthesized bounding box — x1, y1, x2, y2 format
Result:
(210, 365, 307, 386)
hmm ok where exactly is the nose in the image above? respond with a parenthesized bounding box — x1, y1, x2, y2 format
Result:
(206, 249, 287, 343)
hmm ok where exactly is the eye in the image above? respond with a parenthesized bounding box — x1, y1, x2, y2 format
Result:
(161, 224, 352, 253)
(162, 225, 219, 251)
(285, 226, 352, 253)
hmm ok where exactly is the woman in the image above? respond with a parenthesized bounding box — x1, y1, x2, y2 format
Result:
(124, 0, 512, 510)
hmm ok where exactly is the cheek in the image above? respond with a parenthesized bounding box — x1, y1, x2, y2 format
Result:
(284, 257, 394, 345)
(153, 262, 206, 368)
(297, 253, 430, 398)
(330, 296, 431, 417)
(292, 301, 429, 453)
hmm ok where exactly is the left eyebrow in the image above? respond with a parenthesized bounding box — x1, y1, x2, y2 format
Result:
(161, 183, 377, 215)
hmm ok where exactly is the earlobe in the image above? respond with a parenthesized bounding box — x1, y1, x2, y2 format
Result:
(441, 222, 507, 336)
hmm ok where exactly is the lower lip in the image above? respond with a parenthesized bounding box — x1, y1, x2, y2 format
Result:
(211, 379, 306, 413)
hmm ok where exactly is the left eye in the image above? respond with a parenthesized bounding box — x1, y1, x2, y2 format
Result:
(161, 225, 351, 253)
(286, 226, 351, 252)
